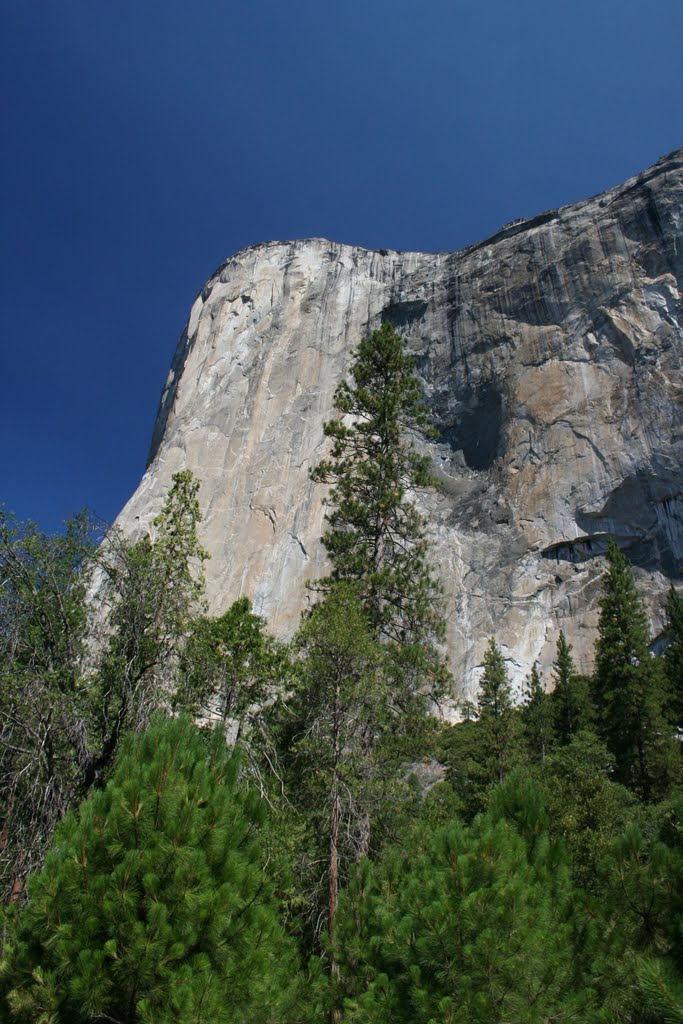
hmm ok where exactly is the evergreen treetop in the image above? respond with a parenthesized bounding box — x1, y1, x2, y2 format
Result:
(551, 630, 592, 745)
(522, 661, 553, 762)
(474, 639, 521, 790)
(594, 539, 677, 800)
(664, 584, 683, 729)
(0, 714, 302, 1024)
(310, 322, 445, 670)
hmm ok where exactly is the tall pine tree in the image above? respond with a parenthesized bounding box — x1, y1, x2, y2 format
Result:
(664, 584, 683, 731)
(302, 324, 451, 853)
(551, 630, 592, 745)
(593, 539, 677, 800)
(474, 639, 521, 791)
(295, 325, 451, 998)
(522, 662, 553, 762)
(310, 322, 448, 696)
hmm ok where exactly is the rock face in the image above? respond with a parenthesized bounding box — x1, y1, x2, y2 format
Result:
(117, 148, 683, 701)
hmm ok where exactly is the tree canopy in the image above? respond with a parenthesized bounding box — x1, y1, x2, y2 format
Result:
(0, 715, 302, 1024)
(310, 322, 447, 694)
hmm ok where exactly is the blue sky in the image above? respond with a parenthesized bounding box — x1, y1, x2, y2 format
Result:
(2, 0, 682, 531)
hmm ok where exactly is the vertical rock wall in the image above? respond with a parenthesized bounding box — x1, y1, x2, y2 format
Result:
(116, 148, 683, 700)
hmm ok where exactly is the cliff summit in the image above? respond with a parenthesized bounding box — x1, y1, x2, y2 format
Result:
(117, 148, 683, 697)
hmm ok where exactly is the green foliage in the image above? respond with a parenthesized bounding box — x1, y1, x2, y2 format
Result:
(285, 583, 386, 940)
(551, 630, 593, 744)
(473, 639, 521, 792)
(0, 715, 302, 1023)
(177, 596, 292, 790)
(0, 472, 210, 903)
(594, 540, 678, 799)
(0, 509, 99, 899)
(664, 584, 683, 729)
(536, 731, 636, 893)
(607, 821, 678, 954)
(0, 508, 93, 691)
(335, 779, 605, 1024)
(602, 795, 683, 954)
(180, 597, 279, 722)
(437, 717, 482, 820)
(95, 470, 209, 771)
(596, 798, 683, 1023)
(296, 323, 451, 957)
(521, 661, 553, 762)
(638, 958, 683, 1024)
(310, 322, 448, 695)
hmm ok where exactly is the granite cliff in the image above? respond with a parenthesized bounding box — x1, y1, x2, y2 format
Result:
(116, 148, 683, 699)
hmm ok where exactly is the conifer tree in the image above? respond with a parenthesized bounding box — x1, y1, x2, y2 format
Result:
(521, 661, 553, 762)
(638, 959, 683, 1024)
(287, 584, 384, 985)
(664, 584, 683, 730)
(551, 630, 592, 745)
(335, 780, 605, 1024)
(310, 322, 448, 695)
(299, 324, 450, 903)
(594, 540, 677, 799)
(437, 714, 482, 821)
(474, 638, 520, 790)
(0, 715, 302, 1023)
(537, 731, 635, 894)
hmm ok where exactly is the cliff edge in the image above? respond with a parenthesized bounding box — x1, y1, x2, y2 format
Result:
(116, 148, 683, 697)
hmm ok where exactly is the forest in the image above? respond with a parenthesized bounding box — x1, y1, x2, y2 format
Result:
(0, 325, 681, 1023)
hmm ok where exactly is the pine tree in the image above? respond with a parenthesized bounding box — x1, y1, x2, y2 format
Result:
(437, 715, 482, 821)
(474, 639, 521, 790)
(594, 540, 677, 799)
(538, 731, 635, 894)
(0, 715, 302, 1023)
(295, 324, 450, 922)
(521, 661, 553, 762)
(310, 322, 448, 695)
(551, 630, 592, 745)
(633, 795, 683, 1021)
(286, 584, 385, 992)
(664, 584, 683, 730)
(335, 779, 604, 1024)
(638, 959, 683, 1024)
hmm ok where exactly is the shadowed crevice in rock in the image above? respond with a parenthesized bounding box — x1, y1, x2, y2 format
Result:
(381, 299, 429, 329)
(575, 474, 683, 576)
(439, 381, 504, 471)
(542, 534, 629, 564)
(536, 472, 683, 575)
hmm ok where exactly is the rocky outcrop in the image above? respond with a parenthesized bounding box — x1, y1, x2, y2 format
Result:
(116, 148, 683, 701)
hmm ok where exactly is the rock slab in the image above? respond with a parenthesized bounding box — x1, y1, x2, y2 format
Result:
(116, 149, 683, 700)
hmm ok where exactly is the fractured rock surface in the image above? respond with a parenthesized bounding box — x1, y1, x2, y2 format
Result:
(116, 148, 683, 700)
